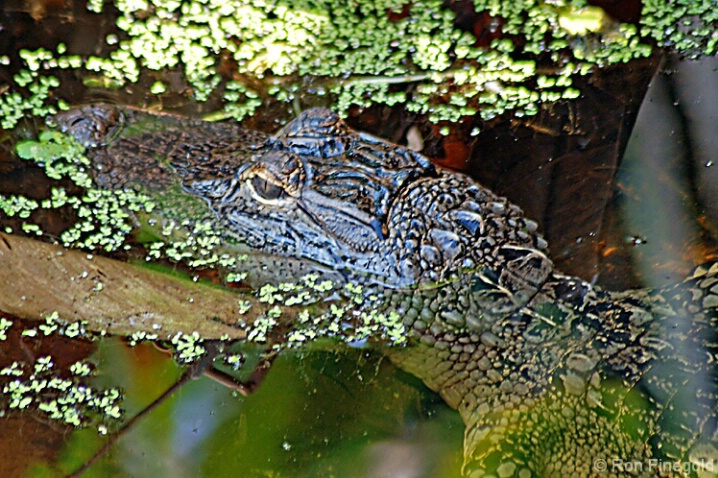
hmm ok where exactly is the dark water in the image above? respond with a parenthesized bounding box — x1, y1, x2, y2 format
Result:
(619, 56, 718, 289)
(1, 3, 717, 478)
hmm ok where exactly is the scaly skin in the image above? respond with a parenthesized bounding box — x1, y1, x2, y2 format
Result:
(55, 105, 718, 477)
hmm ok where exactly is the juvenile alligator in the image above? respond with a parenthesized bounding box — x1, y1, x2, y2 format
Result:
(55, 104, 718, 478)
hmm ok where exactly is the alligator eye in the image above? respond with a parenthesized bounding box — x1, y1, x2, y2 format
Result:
(250, 176, 286, 200)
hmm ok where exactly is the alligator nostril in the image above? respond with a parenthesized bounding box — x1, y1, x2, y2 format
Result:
(70, 117, 86, 127)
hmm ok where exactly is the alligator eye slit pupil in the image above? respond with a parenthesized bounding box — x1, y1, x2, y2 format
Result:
(251, 176, 285, 200)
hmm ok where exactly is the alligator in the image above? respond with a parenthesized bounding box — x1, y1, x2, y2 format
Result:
(54, 104, 718, 478)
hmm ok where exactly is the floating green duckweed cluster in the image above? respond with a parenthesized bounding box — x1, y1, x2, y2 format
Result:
(97, 0, 654, 122)
(8, 131, 156, 252)
(239, 275, 407, 350)
(0, 317, 12, 340)
(641, 0, 718, 57)
(169, 331, 207, 363)
(0, 51, 65, 130)
(222, 353, 244, 371)
(144, 217, 249, 273)
(127, 330, 160, 346)
(1, 356, 122, 426)
(0, 312, 122, 428)
(1, 1, 715, 130)
(36, 311, 90, 338)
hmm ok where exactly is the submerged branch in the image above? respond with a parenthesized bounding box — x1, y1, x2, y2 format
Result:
(0, 233, 311, 339)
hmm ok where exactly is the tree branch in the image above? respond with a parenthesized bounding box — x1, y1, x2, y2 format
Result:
(0, 233, 288, 339)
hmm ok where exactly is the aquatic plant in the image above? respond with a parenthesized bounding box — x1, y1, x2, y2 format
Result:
(1, 1, 716, 129)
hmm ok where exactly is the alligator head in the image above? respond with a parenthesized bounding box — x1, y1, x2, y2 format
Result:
(185, 108, 443, 287)
(55, 105, 554, 317)
(212, 109, 554, 313)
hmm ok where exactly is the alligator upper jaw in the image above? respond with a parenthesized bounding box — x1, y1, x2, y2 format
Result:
(232, 253, 396, 292)
(232, 252, 348, 288)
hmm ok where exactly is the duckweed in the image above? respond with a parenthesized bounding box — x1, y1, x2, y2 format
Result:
(0, 317, 12, 341)
(170, 331, 207, 363)
(11, 132, 154, 252)
(1, 351, 124, 427)
(1, 1, 715, 129)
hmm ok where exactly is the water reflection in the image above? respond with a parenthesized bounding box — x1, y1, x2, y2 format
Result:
(50, 340, 463, 478)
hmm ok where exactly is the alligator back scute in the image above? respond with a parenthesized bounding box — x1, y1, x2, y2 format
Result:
(485, 265, 718, 478)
